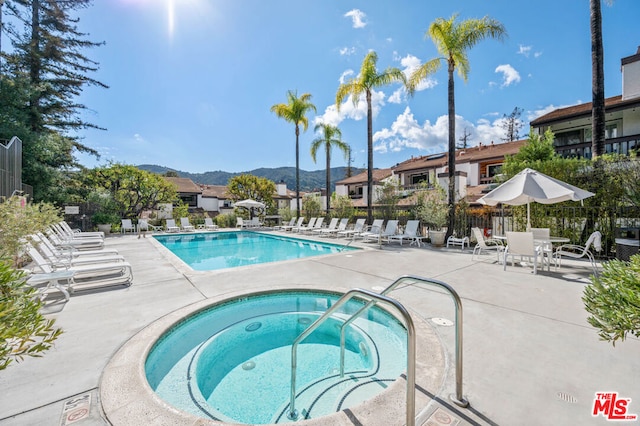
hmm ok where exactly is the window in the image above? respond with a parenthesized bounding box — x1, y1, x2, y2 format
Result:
(487, 164, 503, 178)
(410, 173, 428, 185)
(555, 130, 582, 147)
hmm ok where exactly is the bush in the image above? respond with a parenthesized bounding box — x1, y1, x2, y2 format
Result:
(302, 196, 323, 219)
(583, 254, 640, 345)
(215, 213, 237, 228)
(0, 258, 62, 370)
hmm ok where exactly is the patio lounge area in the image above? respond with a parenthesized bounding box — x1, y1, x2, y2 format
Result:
(0, 230, 638, 426)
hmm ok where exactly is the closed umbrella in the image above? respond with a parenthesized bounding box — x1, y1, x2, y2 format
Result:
(478, 168, 594, 230)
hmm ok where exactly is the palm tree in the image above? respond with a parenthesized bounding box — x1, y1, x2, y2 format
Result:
(336, 51, 406, 223)
(591, 1, 613, 159)
(310, 123, 350, 216)
(408, 14, 506, 239)
(271, 91, 316, 218)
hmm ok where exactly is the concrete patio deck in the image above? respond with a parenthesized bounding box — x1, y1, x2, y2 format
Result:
(0, 230, 638, 426)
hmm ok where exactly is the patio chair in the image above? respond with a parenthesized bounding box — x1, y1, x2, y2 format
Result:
(320, 218, 349, 237)
(121, 219, 136, 234)
(165, 219, 180, 233)
(503, 231, 542, 274)
(337, 218, 366, 239)
(138, 219, 162, 233)
(198, 217, 219, 231)
(24, 242, 133, 293)
(30, 234, 124, 268)
(180, 217, 195, 232)
(313, 218, 338, 235)
(303, 217, 324, 234)
(389, 220, 421, 246)
(363, 220, 399, 243)
(58, 221, 105, 239)
(357, 219, 384, 241)
(553, 231, 602, 275)
(51, 222, 104, 242)
(35, 232, 119, 259)
(46, 228, 104, 250)
(275, 217, 296, 231)
(282, 217, 304, 232)
(471, 227, 504, 261)
(531, 228, 553, 269)
(296, 217, 317, 233)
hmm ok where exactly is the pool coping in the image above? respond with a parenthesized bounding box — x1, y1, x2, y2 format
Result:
(99, 283, 447, 426)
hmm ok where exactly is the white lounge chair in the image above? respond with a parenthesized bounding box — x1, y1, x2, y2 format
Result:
(198, 217, 218, 231)
(30, 234, 124, 267)
(338, 218, 366, 239)
(46, 228, 104, 250)
(283, 217, 304, 232)
(296, 217, 316, 233)
(304, 217, 324, 234)
(554, 231, 602, 275)
(24, 243, 133, 293)
(320, 218, 348, 237)
(389, 220, 421, 246)
(313, 218, 338, 235)
(471, 227, 504, 260)
(503, 232, 542, 274)
(180, 217, 195, 232)
(165, 219, 180, 233)
(363, 220, 398, 243)
(35, 232, 119, 258)
(275, 217, 296, 231)
(58, 221, 105, 239)
(52, 222, 104, 242)
(121, 219, 136, 234)
(357, 219, 384, 240)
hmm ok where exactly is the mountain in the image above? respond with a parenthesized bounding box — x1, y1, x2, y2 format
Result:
(137, 165, 364, 192)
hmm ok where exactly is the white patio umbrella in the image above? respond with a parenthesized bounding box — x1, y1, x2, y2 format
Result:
(478, 168, 594, 230)
(235, 199, 265, 218)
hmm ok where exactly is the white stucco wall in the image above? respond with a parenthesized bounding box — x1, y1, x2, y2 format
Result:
(197, 195, 219, 212)
(623, 108, 640, 136)
(622, 59, 640, 100)
(335, 184, 348, 196)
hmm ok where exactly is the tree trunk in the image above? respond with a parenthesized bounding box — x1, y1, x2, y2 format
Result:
(591, 0, 605, 159)
(325, 142, 331, 216)
(295, 124, 301, 218)
(446, 60, 456, 240)
(366, 89, 373, 224)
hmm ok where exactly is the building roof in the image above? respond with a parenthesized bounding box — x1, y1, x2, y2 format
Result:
(530, 95, 640, 127)
(336, 168, 393, 185)
(164, 177, 202, 194)
(621, 46, 640, 66)
(393, 140, 526, 173)
(199, 184, 229, 199)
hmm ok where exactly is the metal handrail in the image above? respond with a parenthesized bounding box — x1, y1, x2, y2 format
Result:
(289, 288, 416, 425)
(353, 275, 468, 408)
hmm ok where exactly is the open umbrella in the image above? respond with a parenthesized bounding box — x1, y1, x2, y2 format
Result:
(235, 199, 265, 219)
(478, 168, 594, 230)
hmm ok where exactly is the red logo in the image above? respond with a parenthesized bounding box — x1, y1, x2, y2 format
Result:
(592, 392, 638, 421)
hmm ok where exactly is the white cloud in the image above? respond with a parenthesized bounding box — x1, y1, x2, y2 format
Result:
(373, 107, 509, 154)
(344, 9, 366, 29)
(495, 64, 521, 87)
(534, 51, 543, 58)
(339, 46, 356, 56)
(399, 54, 438, 92)
(388, 88, 403, 104)
(315, 90, 386, 127)
(338, 69, 354, 84)
(517, 44, 532, 57)
(133, 133, 145, 143)
(527, 101, 580, 122)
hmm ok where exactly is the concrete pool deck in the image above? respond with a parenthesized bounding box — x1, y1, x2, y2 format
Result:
(0, 230, 638, 426)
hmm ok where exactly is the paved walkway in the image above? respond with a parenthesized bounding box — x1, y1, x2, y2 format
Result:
(0, 231, 638, 426)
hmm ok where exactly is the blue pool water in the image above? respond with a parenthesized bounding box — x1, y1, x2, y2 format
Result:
(154, 231, 357, 271)
(145, 291, 408, 424)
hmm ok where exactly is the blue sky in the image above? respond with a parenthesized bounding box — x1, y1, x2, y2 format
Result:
(73, 0, 640, 174)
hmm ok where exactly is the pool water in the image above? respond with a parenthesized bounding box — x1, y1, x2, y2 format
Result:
(154, 231, 357, 271)
(145, 291, 408, 424)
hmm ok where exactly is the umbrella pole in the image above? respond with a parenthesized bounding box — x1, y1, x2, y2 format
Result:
(526, 203, 531, 231)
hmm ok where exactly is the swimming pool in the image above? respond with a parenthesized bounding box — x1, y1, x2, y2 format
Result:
(154, 231, 357, 271)
(145, 290, 408, 424)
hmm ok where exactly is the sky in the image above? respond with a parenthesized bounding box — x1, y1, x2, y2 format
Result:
(68, 0, 640, 174)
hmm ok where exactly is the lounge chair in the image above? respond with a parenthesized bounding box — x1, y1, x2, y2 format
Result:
(121, 219, 136, 234)
(471, 227, 504, 260)
(180, 217, 195, 232)
(58, 221, 105, 239)
(46, 228, 104, 250)
(165, 219, 180, 233)
(24, 243, 133, 293)
(35, 232, 119, 258)
(337, 218, 366, 239)
(275, 217, 296, 231)
(553, 231, 602, 275)
(503, 232, 542, 274)
(320, 218, 349, 237)
(363, 220, 398, 243)
(388, 220, 421, 246)
(296, 217, 316, 233)
(30, 234, 122, 267)
(51, 222, 104, 242)
(198, 217, 219, 231)
(313, 218, 338, 236)
(303, 217, 324, 234)
(356, 219, 384, 240)
(285, 217, 305, 232)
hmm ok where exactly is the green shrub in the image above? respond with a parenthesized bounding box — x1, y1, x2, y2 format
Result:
(215, 213, 237, 228)
(583, 254, 640, 345)
(0, 258, 62, 370)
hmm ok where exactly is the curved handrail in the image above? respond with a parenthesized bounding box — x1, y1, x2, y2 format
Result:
(289, 288, 416, 425)
(339, 275, 468, 408)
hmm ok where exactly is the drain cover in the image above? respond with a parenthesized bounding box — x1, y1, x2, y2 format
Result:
(425, 407, 460, 426)
(557, 391, 578, 403)
(431, 317, 454, 326)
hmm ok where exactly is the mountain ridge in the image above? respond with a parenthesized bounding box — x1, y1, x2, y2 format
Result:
(136, 164, 364, 192)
